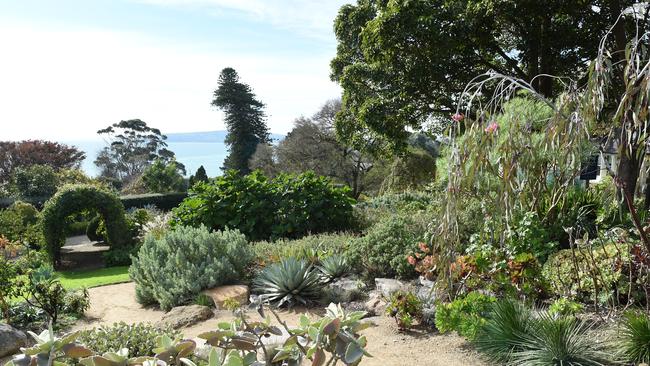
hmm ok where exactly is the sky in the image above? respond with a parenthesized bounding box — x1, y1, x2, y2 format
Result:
(0, 0, 350, 141)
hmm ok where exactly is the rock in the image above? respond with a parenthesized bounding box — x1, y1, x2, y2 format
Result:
(0, 323, 28, 358)
(364, 290, 387, 315)
(418, 276, 435, 289)
(203, 285, 249, 309)
(421, 307, 437, 328)
(326, 277, 365, 302)
(374, 278, 410, 297)
(158, 305, 213, 329)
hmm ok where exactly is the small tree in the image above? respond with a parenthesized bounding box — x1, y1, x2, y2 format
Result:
(142, 159, 186, 193)
(188, 165, 209, 188)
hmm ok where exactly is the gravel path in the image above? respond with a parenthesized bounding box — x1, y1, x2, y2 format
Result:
(71, 282, 487, 366)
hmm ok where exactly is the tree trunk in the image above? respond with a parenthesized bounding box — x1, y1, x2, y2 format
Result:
(538, 15, 553, 97)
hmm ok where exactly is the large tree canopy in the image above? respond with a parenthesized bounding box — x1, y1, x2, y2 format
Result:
(331, 0, 631, 153)
(0, 140, 85, 187)
(212, 67, 270, 174)
(94, 119, 184, 186)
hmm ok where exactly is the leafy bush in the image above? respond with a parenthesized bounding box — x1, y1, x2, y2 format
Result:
(63, 288, 90, 317)
(12, 164, 58, 199)
(354, 190, 439, 229)
(317, 255, 350, 282)
(172, 170, 355, 241)
(386, 291, 423, 330)
(252, 233, 354, 267)
(617, 311, 650, 364)
(252, 258, 324, 307)
(549, 297, 584, 317)
(435, 291, 496, 340)
(0, 201, 43, 248)
(0, 256, 19, 321)
(542, 240, 629, 305)
(41, 184, 130, 265)
(141, 159, 187, 193)
(76, 322, 181, 357)
(346, 214, 427, 279)
(130, 225, 252, 310)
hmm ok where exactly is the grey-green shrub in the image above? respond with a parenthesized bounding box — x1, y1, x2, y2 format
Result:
(346, 214, 427, 279)
(129, 225, 252, 310)
(252, 233, 355, 265)
(77, 322, 180, 357)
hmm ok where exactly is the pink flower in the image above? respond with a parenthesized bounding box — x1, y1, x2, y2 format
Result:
(407, 255, 417, 266)
(484, 122, 499, 134)
(451, 113, 464, 122)
(418, 242, 429, 253)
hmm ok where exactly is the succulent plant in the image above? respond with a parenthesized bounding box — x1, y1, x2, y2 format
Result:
(252, 258, 323, 307)
(317, 255, 350, 282)
(4, 328, 93, 366)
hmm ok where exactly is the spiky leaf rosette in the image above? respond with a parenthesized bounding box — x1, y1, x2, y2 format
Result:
(317, 255, 350, 282)
(253, 258, 323, 307)
(617, 311, 650, 364)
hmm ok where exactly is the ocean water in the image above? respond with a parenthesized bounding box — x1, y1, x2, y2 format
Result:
(67, 140, 228, 177)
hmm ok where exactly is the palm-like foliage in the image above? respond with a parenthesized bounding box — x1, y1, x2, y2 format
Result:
(252, 258, 323, 307)
(514, 313, 611, 366)
(317, 255, 350, 282)
(475, 300, 532, 364)
(476, 300, 613, 366)
(617, 311, 650, 364)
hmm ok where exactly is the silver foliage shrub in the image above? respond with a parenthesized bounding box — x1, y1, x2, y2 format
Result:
(129, 225, 252, 310)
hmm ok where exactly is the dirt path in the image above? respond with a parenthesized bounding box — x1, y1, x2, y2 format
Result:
(72, 283, 487, 366)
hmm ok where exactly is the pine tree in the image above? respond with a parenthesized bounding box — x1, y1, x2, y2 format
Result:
(212, 68, 270, 174)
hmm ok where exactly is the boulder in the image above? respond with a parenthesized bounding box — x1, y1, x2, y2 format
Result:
(374, 278, 410, 298)
(203, 285, 249, 309)
(364, 290, 387, 316)
(0, 323, 28, 358)
(158, 305, 213, 329)
(326, 277, 365, 302)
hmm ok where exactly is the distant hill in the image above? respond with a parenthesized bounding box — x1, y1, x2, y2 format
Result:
(166, 130, 284, 143)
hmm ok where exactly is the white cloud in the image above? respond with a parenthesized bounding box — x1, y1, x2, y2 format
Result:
(135, 0, 351, 40)
(0, 23, 341, 141)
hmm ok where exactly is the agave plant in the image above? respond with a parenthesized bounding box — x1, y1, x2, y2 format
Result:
(317, 255, 350, 282)
(252, 258, 323, 307)
(616, 311, 650, 365)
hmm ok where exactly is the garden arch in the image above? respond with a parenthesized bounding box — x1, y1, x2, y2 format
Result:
(41, 184, 130, 267)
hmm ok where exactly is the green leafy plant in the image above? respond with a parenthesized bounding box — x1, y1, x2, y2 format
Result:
(76, 322, 181, 358)
(435, 291, 496, 340)
(616, 311, 650, 364)
(172, 170, 355, 241)
(130, 225, 252, 310)
(318, 255, 350, 282)
(194, 293, 213, 308)
(252, 258, 323, 307)
(385, 291, 423, 330)
(346, 214, 426, 279)
(549, 298, 584, 317)
(0, 256, 19, 322)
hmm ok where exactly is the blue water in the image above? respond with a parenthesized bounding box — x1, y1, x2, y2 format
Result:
(67, 140, 228, 178)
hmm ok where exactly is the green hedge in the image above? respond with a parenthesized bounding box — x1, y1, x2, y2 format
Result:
(41, 185, 130, 266)
(120, 193, 187, 211)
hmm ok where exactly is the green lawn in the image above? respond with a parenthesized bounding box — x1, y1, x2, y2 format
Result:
(54, 266, 131, 289)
